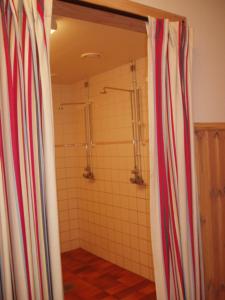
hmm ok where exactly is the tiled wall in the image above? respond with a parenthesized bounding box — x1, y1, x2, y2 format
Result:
(53, 84, 84, 252)
(53, 57, 154, 280)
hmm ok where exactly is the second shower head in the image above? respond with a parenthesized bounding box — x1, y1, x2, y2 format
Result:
(100, 86, 133, 95)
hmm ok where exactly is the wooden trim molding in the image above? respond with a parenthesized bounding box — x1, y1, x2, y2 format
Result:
(53, 0, 185, 33)
(195, 123, 225, 131)
(53, 0, 146, 32)
(74, 0, 185, 21)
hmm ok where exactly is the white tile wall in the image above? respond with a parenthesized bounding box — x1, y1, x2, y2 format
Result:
(53, 57, 154, 280)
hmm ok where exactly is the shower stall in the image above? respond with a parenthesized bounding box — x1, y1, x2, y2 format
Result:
(53, 58, 154, 281)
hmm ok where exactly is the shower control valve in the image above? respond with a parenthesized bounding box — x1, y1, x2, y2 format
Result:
(83, 166, 95, 180)
(130, 169, 145, 186)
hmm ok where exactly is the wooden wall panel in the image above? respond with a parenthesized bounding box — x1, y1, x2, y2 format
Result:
(195, 124, 225, 300)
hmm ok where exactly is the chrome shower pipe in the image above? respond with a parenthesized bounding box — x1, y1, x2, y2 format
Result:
(130, 90, 139, 174)
(101, 86, 138, 171)
(100, 82, 144, 185)
(58, 97, 94, 180)
(84, 105, 91, 168)
(84, 82, 94, 180)
(100, 86, 138, 172)
(130, 61, 145, 185)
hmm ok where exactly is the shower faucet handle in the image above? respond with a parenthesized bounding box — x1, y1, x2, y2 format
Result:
(130, 173, 145, 186)
(83, 166, 95, 180)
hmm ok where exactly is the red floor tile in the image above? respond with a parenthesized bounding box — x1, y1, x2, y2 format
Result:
(62, 248, 156, 300)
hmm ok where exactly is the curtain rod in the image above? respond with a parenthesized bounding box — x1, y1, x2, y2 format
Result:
(59, 0, 149, 22)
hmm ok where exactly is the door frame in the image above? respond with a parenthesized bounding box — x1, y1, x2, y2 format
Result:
(53, 0, 185, 33)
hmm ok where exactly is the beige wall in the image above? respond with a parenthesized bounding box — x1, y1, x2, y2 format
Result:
(53, 57, 154, 280)
(132, 0, 225, 123)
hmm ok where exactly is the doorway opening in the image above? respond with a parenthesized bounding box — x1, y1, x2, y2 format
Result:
(51, 1, 183, 299)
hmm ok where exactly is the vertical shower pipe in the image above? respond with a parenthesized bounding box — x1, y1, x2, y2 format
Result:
(130, 61, 144, 185)
(84, 104, 90, 168)
(83, 81, 94, 179)
(130, 87, 139, 176)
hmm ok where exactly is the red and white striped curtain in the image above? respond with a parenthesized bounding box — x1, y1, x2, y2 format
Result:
(147, 19, 205, 299)
(0, 1, 63, 299)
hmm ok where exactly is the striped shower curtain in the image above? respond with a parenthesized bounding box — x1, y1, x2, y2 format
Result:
(0, 1, 63, 299)
(147, 19, 205, 299)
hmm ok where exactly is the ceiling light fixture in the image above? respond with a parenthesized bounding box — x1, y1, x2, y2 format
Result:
(80, 52, 101, 59)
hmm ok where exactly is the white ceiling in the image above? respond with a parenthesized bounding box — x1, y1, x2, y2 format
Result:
(50, 16, 147, 84)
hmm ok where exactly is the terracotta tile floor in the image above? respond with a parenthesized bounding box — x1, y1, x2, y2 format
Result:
(62, 248, 156, 300)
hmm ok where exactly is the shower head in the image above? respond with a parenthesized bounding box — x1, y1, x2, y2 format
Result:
(100, 86, 133, 95)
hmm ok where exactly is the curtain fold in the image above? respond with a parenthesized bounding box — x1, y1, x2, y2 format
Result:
(0, 1, 63, 299)
(147, 18, 204, 300)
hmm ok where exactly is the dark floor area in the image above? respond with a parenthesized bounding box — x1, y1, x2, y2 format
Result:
(62, 248, 156, 300)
